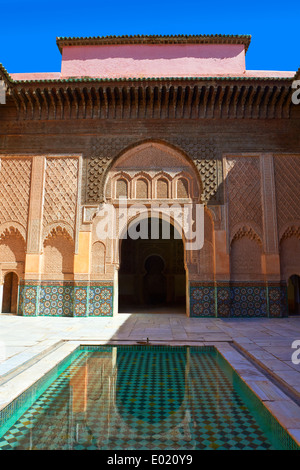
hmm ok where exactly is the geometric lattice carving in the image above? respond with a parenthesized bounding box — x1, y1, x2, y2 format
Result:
(226, 157, 262, 236)
(87, 137, 135, 202)
(274, 156, 300, 231)
(43, 158, 78, 238)
(86, 137, 219, 203)
(0, 158, 32, 229)
(195, 159, 218, 203)
(170, 137, 218, 160)
(170, 136, 219, 203)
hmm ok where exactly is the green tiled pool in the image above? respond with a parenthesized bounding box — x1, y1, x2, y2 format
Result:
(0, 345, 298, 450)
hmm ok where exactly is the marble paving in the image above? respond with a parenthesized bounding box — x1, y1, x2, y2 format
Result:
(0, 313, 299, 396)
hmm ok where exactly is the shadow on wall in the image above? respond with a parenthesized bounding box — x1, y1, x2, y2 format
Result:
(2, 272, 18, 314)
(288, 275, 300, 315)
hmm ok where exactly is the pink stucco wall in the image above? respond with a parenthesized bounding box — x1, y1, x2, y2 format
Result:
(10, 72, 61, 80)
(244, 70, 295, 77)
(8, 50, 295, 81)
(60, 44, 246, 78)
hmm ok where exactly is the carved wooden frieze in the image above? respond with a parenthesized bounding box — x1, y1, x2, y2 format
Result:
(6, 82, 294, 121)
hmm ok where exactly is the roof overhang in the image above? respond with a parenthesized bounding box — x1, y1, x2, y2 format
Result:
(2, 74, 296, 120)
(56, 34, 252, 54)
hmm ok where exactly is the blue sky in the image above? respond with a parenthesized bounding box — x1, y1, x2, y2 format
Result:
(0, 0, 299, 74)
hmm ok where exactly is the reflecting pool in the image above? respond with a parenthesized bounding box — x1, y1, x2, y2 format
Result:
(0, 346, 298, 450)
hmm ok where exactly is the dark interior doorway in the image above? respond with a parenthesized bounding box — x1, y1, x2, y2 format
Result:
(143, 255, 167, 305)
(118, 217, 186, 313)
(2, 272, 18, 314)
(288, 275, 300, 315)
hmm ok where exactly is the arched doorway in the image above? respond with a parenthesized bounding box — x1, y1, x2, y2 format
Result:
(118, 217, 186, 313)
(288, 275, 300, 315)
(2, 272, 19, 314)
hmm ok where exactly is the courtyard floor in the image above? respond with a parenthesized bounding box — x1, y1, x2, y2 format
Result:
(0, 313, 300, 446)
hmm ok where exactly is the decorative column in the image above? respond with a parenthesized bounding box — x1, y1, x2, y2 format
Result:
(25, 155, 46, 276)
(73, 231, 92, 317)
(215, 227, 231, 318)
(0, 283, 3, 314)
(21, 156, 46, 316)
(260, 153, 286, 316)
(80, 207, 114, 317)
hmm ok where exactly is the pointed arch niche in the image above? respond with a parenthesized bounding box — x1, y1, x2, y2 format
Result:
(230, 225, 263, 282)
(42, 226, 75, 279)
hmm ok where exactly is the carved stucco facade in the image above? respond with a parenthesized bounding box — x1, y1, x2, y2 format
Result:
(0, 140, 299, 317)
(0, 35, 299, 317)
